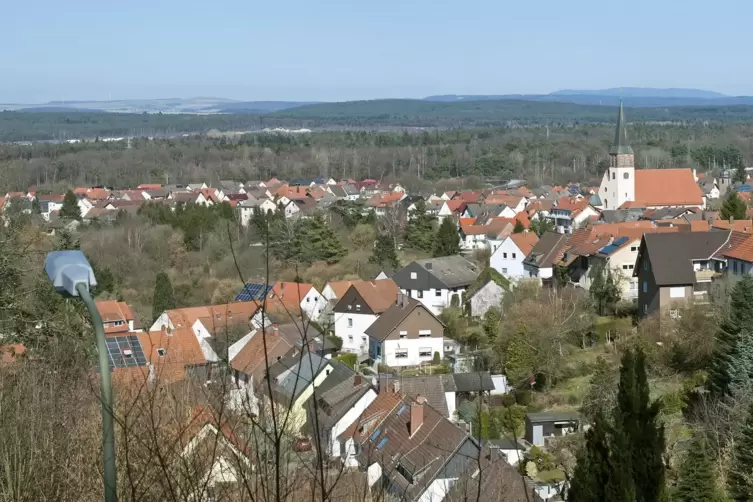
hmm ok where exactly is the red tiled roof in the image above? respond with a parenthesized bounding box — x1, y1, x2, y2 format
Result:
(351, 280, 400, 313)
(634, 169, 703, 206)
(0, 344, 25, 365)
(509, 232, 539, 255)
(137, 184, 163, 190)
(230, 330, 292, 381)
(723, 233, 753, 262)
(96, 300, 136, 335)
(137, 328, 206, 384)
(443, 199, 466, 213)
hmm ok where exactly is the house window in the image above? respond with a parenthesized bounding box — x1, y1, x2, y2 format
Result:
(114, 320, 123, 327)
(419, 330, 432, 338)
(157, 348, 166, 357)
(419, 348, 432, 357)
(643, 260, 649, 271)
(612, 172, 616, 180)
(347, 305, 352, 310)
(502, 268, 508, 274)
(503, 252, 507, 259)
(628, 264, 634, 270)
(306, 297, 310, 303)
(512, 253, 516, 259)
(643, 304, 648, 314)
(631, 246, 638, 252)
(395, 349, 408, 359)
(410, 272, 417, 279)
(642, 281, 647, 293)
(623, 172, 629, 179)
(417, 290, 423, 299)
(347, 318, 353, 328)
(348, 335, 353, 342)
(356, 304, 361, 312)
(399, 331, 408, 339)
(734, 261, 739, 274)
(623, 265, 629, 270)
(435, 290, 441, 297)
(669, 287, 685, 298)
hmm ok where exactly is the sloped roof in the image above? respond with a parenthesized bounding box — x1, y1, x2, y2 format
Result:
(137, 328, 207, 384)
(509, 232, 539, 256)
(641, 231, 731, 286)
(721, 232, 753, 262)
(96, 300, 137, 334)
(413, 255, 480, 288)
(634, 169, 704, 207)
(351, 279, 401, 313)
(166, 302, 258, 334)
(230, 330, 293, 381)
(524, 232, 569, 269)
(365, 297, 440, 342)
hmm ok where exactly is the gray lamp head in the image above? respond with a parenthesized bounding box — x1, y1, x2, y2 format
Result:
(44, 250, 97, 297)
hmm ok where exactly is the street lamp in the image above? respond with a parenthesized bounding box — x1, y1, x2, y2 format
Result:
(44, 250, 117, 502)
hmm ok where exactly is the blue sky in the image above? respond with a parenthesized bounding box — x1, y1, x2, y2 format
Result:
(2, 0, 751, 103)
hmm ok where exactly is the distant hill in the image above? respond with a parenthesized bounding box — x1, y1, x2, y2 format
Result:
(218, 101, 318, 113)
(423, 88, 747, 107)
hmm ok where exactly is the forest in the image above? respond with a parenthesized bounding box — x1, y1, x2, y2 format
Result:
(1, 120, 752, 195)
(6, 99, 753, 141)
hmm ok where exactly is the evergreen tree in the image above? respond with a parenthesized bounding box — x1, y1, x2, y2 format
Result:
(291, 213, 345, 264)
(735, 156, 748, 184)
(59, 189, 81, 220)
(31, 197, 41, 214)
(581, 356, 618, 421)
(404, 200, 436, 252)
(708, 276, 753, 398)
(530, 217, 554, 236)
(568, 413, 612, 502)
(720, 191, 748, 221)
(433, 217, 461, 257)
(729, 402, 753, 501)
(590, 265, 621, 316)
(615, 348, 666, 502)
(369, 233, 400, 271)
(152, 271, 176, 322)
(513, 219, 525, 233)
(675, 435, 719, 502)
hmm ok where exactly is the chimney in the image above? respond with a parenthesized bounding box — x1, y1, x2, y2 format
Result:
(273, 324, 279, 335)
(354, 374, 362, 386)
(410, 402, 424, 437)
(396, 292, 403, 306)
(393, 380, 401, 394)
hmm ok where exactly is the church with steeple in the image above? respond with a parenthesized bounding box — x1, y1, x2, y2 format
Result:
(597, 102, 703, 211)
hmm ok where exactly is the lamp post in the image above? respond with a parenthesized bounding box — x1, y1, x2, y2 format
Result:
(44, 250, 117, 502)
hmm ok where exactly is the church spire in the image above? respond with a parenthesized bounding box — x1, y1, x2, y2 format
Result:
(609, 100, 634, 155)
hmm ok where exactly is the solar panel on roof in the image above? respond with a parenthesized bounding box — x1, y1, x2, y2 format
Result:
(235, 283, 273, 302)
(106, 335, 147, 369)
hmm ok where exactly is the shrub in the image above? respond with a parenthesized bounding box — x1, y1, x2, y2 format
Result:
(661, 390, 684, 415)
(495, 404, 526, 436)
(336, 352, 358, 369)
(500, 394, 517, 407)
(433, 351, 441, 365)
(514, 389, 533, 406)
(450, 293, 460, 308)
(327, 335, 343, 352)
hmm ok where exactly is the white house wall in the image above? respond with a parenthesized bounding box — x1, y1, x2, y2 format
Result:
(381, 336, 444, 367)
(329, 389, 377, 458)
(490, 238, 527, 281)
(401, 287, 465, 315)
(334, 312, 377, 355)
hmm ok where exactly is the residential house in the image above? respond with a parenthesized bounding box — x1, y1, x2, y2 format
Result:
(332, 280, 400, 356)
(149, 301, 260, 363)
(36, 194, 64, 221)
(350, 392, 481, 502)
(522, 232, 569, 282)
(96, 300, 141, 335)
(489, 232, 539, 281)
(136, 327, 212, 385)
(366, 295, 444, 368)
(365, 192, 406, 216)
(525, 411, 581, 447)
(599, 102, 704, 211)
(544, 196, 599, 234)
(392, 256, 480, 314)
(261, 348, 334, 432)
(635, 230, 731, 317)
(307, 365, 377, 459)
(436, 200, 467, 222)
(236, 198, 278, 226)
(376, 373, 458, 420)
(185, 182, 209, 190)
(462, 203, 516, 219)
(589, 236, 643, 299)
(723, 232, 753, 275)
(465, 268, 510, 318)
(168, 191, 210, 206)
(330, 184, 360, 201)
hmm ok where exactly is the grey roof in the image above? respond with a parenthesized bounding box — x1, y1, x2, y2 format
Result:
(524, 232, 568, 268)
(452, 372, 495, 392)
(315, 360, 357, 396)
(413, 256, 480, 288)
(268, 350, 329, 400)
(310, 375, 372, 430)
(610, 100, 634, 155)
(526, 411, 581, 423)
(641, 231, 731, 286)
(485, 438, 526, 450)
(599, 209, 643, 223)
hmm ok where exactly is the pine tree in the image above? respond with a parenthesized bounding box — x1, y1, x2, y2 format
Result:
(729, 402, 753, 500)
(370, 233, 400, 271)
(513, 219, 525, 233)
(59, 189, 81, 220)
(590, 266, 621, 316)
(615, 348, 666, 502)
(675, 435, 719, 502)
(291, 213, 345, 264)
(720, 191, 748, 221)
(735, 156, 748, 184)
(581, 356, 618, 422)
(404, 200, 436, 252)
(568, 413, 612, 502)
(708, 276, 753, 397)
(152, 271, 176, 322)
(433, 217, 460, 257)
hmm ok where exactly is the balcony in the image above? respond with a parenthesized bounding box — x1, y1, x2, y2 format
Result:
(695, 269, 720, 282)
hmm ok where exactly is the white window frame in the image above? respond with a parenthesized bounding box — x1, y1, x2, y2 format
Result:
(410, 272, 417, 279)
(419, 348, 432, 357)
(347, 317, 353, 328)
(395, 349, 408, 359)
(418, 329, 432, 338)
(399, 330, 408, 339)
(669, 287, 685, 298)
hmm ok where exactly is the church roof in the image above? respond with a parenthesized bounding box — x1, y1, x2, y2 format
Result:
(609, 100, 634, 156)
(634, 169, 704, 207)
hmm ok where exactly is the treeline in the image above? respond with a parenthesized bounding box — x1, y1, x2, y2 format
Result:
(7, 99, 753, 142)
(1, 123, 752, 193)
